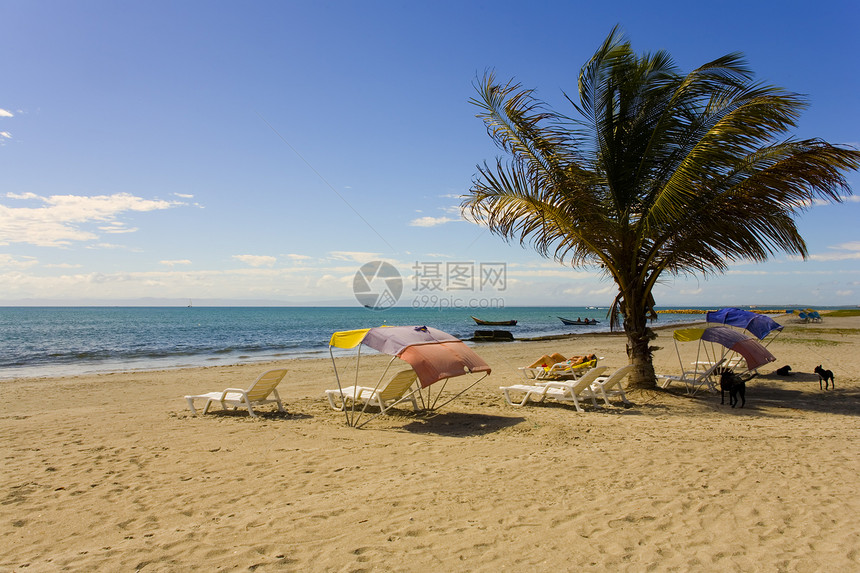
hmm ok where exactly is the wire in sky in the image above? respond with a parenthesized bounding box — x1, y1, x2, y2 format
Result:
(256, 111, 396, 252)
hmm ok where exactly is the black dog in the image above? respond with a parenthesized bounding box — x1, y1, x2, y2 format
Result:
(776, 365, 792, 376)
(814, 365, 835, 390)
(720, 370, 746, 408)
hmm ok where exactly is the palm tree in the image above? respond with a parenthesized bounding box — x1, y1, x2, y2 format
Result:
(463, 28, 860, 389)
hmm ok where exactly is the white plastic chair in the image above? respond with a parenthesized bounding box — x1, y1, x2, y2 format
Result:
(590, 364, 634, 406)
(657, 359, 726, 395)
(326, 369, 420, 414)
(501, 366, 608, 412)
(185, 369, 287, 417)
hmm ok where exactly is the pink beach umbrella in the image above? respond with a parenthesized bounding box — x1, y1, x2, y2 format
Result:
(329, 325, 492, 426)
(673, 326, 776, 372)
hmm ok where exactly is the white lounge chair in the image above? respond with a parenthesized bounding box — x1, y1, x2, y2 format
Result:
(185, 368, 287, 417)
(657, 359, 726, 395)
(501, 366, 608, 412)
(326, 369, 420, 414)
(590, 364, 634, 406)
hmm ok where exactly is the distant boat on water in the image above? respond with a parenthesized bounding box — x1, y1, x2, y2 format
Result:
(471, 316, 517, 326)
(558, 316, 599, 326)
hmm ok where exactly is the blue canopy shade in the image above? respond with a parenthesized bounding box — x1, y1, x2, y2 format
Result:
(705, 308, 783, 340)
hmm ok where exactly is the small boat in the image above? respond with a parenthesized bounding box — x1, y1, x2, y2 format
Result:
(558, 316, 599, 326)
(471, 316, 517, 326)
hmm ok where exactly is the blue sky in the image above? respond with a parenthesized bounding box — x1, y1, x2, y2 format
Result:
(1, 0, 858, 308)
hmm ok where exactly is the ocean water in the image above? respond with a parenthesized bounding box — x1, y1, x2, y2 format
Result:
(0, 306, 728, 380)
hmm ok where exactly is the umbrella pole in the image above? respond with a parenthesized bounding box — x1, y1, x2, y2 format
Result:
(427, 377, 450, 410)
(329, 346, 352, 427)
(763, 330, 781, 348)
(352, 356, 396, 429)
(348, 345, 364, 426)
(674, 338, 684, 374)
(428, 373, 489, 413)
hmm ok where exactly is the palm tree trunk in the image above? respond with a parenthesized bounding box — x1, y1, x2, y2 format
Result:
(622, 298, 658, 390)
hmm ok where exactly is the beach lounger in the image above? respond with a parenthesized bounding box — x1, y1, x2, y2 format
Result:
(657, 359, 725, 396)
(501, 366, 607, 412)
(589, 364, 634, 406)
(325, 369, 420, 414)
(185, 368, 287, 417)
(520, 353, 599, 380)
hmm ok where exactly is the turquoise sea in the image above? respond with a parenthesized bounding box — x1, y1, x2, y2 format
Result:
(0, 306, 793, 380)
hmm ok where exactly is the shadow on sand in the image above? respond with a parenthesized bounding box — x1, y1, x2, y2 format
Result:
(186, 409, 314, 421)
(673, 370, 859, 417)
(399, 412, 526, 437)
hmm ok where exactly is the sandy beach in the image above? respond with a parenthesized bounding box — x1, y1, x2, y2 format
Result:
(2, 314, 858, 572)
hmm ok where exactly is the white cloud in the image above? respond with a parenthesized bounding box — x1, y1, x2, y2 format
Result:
(0, 265, 359, 302)
(807, 241, 860, 261)
(45, 263, 82, 269)
(509, 268, 599, 279)
(87, 242, 140, 251)
(328, 251, 381, 263)
(809, 252, 860, 261)
(286, 254, 312, 261)
(835, 289, 854, 296)
(0, 192, 184, 247)
(409, 216, 458, 227)
(0, 109, 12, 117)
(830, 241, 860, 251)
(160, 259, 192, 267)
(233, 254, 277, 267)
(0, 254, 38, 269)
(802, 194, 860, 208)
(0, 131, 11, 139)
(562, 286, 586, 296)
(727, 269, 772, 275)
(99, 222, 138, 234)
(588, 285, 616, 296)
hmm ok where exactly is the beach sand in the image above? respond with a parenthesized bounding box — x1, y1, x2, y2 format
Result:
(2, 314, 858, 571)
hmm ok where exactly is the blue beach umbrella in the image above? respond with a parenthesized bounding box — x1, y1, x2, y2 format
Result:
(705, 308, 783, 341)
(671, 326, 777, 376)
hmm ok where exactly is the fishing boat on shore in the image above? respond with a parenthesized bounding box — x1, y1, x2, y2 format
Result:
(471, 316, 517, 326)
(558, 316, 599, 326)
